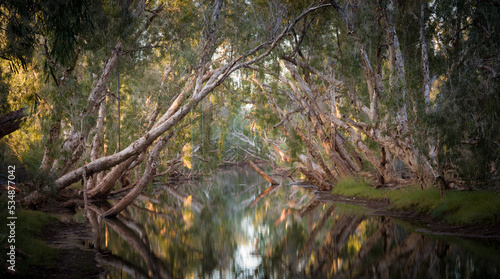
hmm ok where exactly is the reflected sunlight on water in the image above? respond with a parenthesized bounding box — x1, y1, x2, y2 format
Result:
(87, 166, 500, 279)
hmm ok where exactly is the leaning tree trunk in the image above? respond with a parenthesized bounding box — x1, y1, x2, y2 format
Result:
(0, 108, 25, 139)
(101, 133, 171, 217)
(330, 0, 437, 185)
(249, 161, 279, 185)
(87, 155, 138, 199)
(21, 1, 337, 208)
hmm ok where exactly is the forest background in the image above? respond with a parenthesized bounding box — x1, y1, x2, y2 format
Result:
(0, 0, 499, 216)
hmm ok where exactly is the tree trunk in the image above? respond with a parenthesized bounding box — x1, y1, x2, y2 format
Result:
(21, 2, 333, 207)
(39, 119, 61, 173)
(258, 78, 338, 184)
(272, 144, 292, 163)
(88, 99, 107, 191)
(87, 155, 138, 199)
(297, 155, 333, 191)
(420, 2, 431, 106)
(0, 108, 25, 139)
(249, 161, 279, 185)
(101, 133, 171, 218)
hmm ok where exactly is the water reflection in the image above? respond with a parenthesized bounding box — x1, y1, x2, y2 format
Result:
(87, 166, 500, 278)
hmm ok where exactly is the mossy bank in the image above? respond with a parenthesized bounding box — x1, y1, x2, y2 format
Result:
(330, 178, 500, 226)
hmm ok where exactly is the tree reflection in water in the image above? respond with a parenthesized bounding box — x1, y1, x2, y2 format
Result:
(86, 167, 500, 278)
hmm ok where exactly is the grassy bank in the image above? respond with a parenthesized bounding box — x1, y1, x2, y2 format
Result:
(0, 196, 57, 276)
(331, 178, 500, 224)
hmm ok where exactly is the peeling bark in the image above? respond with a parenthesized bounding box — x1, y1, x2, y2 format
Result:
(420, 2, 431, 106)
(87, 155, 138, 199)
(272, 144, 292, 163)
(330, 0, 382, 123)
(88, 99, 107, 191)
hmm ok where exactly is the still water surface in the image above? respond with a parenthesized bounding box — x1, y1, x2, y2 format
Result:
(87, 166, 500, 278)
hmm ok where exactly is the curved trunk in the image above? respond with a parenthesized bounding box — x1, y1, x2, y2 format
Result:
(87, 155, 138, 199)
(101, 134, 171, 218)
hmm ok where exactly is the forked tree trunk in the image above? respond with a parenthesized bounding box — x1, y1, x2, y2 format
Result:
(101, 134, 171, 217)
(87, 155, 138, 198)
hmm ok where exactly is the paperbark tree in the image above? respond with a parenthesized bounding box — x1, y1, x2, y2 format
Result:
(21, 1, 334, 210)
(246, 0, 439, 189)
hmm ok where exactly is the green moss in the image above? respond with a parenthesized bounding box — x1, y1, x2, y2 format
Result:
(331, 178, 500, 225)
(331, 177, 384, 199)
(387, 187, 500, 224)
(387, 186, 441, 213)
(438, 191, 500, 224)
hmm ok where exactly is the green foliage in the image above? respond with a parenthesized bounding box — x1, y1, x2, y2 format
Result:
(0, 68, 12, 115)
(286, 128, 304, 159)
(0, 0, 109, 70)
(1, 0, 498, 200)
(425, 0, 500, 185)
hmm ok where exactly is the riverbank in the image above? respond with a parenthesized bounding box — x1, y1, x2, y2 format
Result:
(317, 177, 500, 239)
(0, 197, 103, 278)
(2, 166, 500, 278)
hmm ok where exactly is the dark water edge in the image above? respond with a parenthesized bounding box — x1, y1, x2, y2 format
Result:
(83, 166, 500, 279)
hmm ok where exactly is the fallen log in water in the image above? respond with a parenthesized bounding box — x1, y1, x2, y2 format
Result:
(249, 161, 279, 185)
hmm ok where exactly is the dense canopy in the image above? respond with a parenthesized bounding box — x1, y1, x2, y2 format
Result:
(0, 0, 499, 213)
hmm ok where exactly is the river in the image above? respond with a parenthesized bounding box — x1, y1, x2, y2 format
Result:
(86, 166, 500, 278)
